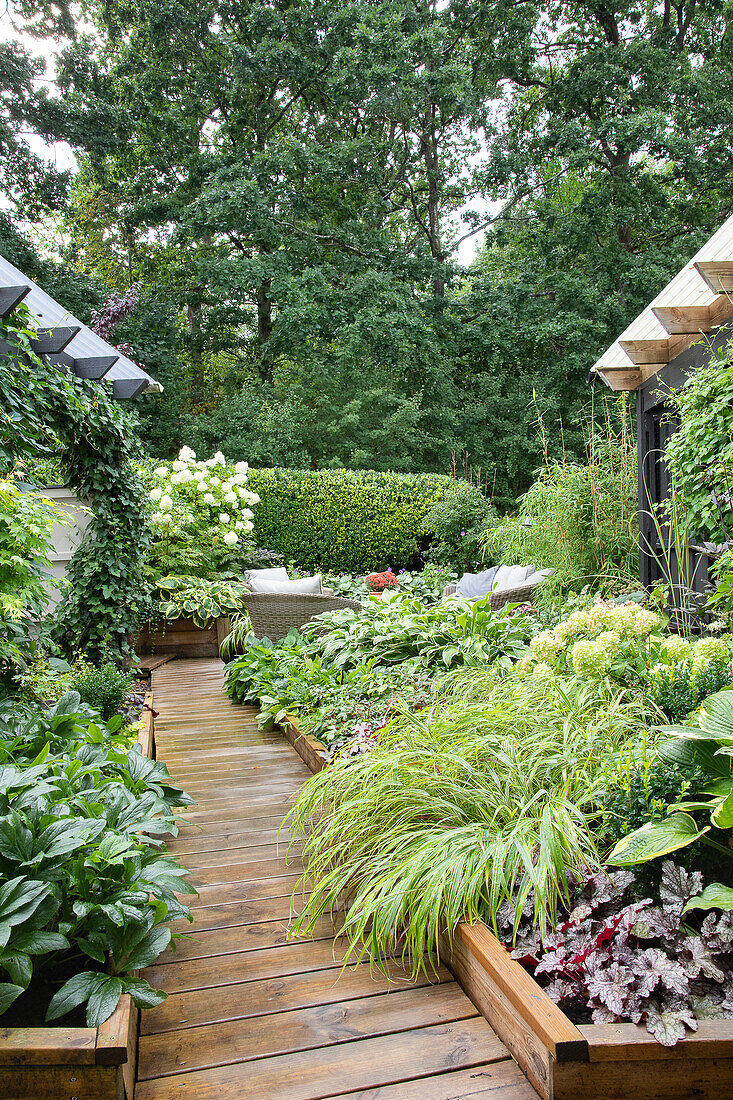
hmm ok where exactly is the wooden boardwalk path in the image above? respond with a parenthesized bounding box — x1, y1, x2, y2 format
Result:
(136, 658, 537, 1100)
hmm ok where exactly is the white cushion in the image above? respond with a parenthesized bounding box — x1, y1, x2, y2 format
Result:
(246, 567, 290, 588)
(492, 564, 537, 592)
(249, 573, 323, 595)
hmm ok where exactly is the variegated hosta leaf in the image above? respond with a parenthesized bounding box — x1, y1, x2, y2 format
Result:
(608, 813, 710, 866)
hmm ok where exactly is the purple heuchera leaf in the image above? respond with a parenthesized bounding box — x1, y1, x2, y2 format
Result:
(587, 962, 637, 1016)
(660, 861, 704, 913)
(632, 947, 688, 998)
(645, 996, 698, 1047)
(681, 937, 727, 983)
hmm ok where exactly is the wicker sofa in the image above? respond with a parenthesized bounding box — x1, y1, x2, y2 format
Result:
(442, 565, 552, 609)
(242, 592, 362, 641)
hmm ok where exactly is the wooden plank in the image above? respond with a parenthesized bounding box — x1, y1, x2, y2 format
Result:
(184, 854, 303, 885)
(0, 1028, 96, 1065)
(134, 655, 175, 672)
(168, 893, 301, 933)
(137, 984, 477, 1080)
(134, 1019, 510, 1100)
(552, 1055, 733, 1100)
(580, 1020, 733, 1061)
(155, 914, 337, 963)
(281, 718, 329, 773)
(182, 873, 303, 909)
(140, 959, 448, 1036)
(444, 923, 586, 1100)
(165, 824, 294, 853)
(143, 939, 354, 995)
(175, 840, 300, 868)
(0, 1064, 119, 1099)
(695, 259, 733, 293)
(325, 1060, 539, 1099)
(651, 304, 713, 333)
(95, 993, 133, 1065)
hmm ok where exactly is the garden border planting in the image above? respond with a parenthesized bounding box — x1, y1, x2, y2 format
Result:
(0, 692, 156, 1100)
(278, 714, 733, 1100)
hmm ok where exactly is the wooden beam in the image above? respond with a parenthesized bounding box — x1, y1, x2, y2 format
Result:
(0, 286, 30, 317)
(651, 305, 713, 334)
(29, 326, 80, 354)
(694, 260, 733, 294)
(72, 355, 118, 380)
(620, 332, 703, 365)
(112, 377, 148, 400)
(594, 367, 642, 391)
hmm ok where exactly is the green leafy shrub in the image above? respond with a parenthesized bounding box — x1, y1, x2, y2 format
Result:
(646, 658, 733, 722)
(420, 480, 497, 572)
(0, 480, 61, 689)
(246, 468, 480, 573)
(68, 660, 134, 720)
(599, 754, 701, 850)
(0, 692, 194, 1026)
(485, 400, 637, 599)
(665, 344, 733, 543)
(303, 594, 534, 671)
(141, 448, 264, 579)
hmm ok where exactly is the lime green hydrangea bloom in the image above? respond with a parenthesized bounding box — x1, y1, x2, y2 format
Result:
(632, 609, 661, 636)
(570, 636, 616, 677)
(692, 636, 730, 669)
(659, 635, 691, 665)
(530, 630, 563, 662)
(531, 662, 555, 680)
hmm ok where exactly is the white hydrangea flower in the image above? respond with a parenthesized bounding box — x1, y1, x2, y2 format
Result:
(159, 513, 172, 525)
(235, 461, 249, 474)
(242, 490, 260, 504)
(225, 492, 237, 504)
(203, 493, 216, 505)
(151, 511, 163, 523)
(241, 508, 254, 520)
(171, 460, 185, 471)
(154, 466, 169, 478)
(209, 476, 221, 486)
(235, 520, 244, 530)
(219, 512, 230, 523)
(149, 487, 162, 502)
(178, 469, 194, 483)
(159, 495, 173, 512)
(241, 520, 253, 532)
(195, 480, 208, 491)
(231, 474, 247, 485)
(213, 451, 226, 465)
(223, 530, 238, 546)
(178, 446, 196, 461)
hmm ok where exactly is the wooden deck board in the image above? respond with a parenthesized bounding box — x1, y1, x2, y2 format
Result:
(138, 658, 538, 1100)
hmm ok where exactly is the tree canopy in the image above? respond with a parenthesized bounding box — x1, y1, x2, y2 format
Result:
(3, 0, 733, 504)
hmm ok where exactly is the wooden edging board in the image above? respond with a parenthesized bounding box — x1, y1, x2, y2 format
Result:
(136, 615, 230, 659)
(279, 714, 733, 1100)
(0, 694, 156, 1099)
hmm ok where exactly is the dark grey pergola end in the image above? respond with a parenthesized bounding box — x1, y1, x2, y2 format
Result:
(0, 286, 30, 317)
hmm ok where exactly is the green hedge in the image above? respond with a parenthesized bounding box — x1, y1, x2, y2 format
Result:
(247, 468, 473, 573)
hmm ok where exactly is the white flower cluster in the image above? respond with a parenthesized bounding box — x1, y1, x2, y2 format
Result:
(148, 447, 259, 549)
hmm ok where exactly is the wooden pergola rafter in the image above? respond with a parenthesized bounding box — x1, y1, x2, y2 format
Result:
(592, 217, 733, 392)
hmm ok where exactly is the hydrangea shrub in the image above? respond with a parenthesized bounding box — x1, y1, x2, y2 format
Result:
(143, 448, 260, 578)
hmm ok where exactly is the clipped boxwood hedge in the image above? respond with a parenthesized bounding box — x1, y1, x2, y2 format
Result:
(247, 468, 461, 572)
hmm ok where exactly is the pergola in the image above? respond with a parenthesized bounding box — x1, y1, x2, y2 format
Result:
(0, 253, 162, 399)
(591, 214, 733, 592)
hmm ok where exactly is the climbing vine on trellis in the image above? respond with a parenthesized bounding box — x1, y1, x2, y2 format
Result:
(0, 304, 150, 661)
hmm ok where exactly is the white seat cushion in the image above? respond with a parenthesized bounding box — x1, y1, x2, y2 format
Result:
(245, 567, 290, 588)
(249, 573, 323, 595)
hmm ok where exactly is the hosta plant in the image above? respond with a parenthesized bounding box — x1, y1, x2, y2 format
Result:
(0, 693, 194, 1026)
(505, 863, 733, 1046)
(609, 689, 733, 910)
(154, 574, 252, 627)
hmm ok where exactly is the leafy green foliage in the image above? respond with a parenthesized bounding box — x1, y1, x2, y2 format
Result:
(665, 345, 733, 543)
(420, 480, 497, 573)
(647, 660, 733, 724)
(246, 468, 482, 573)
(155, 575, 251, 628)
(68, 661, 134, 721)
(486, 400, 637, 599)
(609, 690, 733, 877)
(1, 305, 150, 663)
(322, 564, 458, 603)
(0, 480, 62, 689)
(303, 594, 534, 672)
(286, 669, 653, 974)
(0, 692, 193, 1026)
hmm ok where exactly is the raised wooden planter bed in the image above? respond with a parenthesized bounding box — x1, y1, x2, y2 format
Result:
(136, 615, 230, 659)
(279, 713, 733, 1100)
(444, 921, 733, 1100)
(0, 694, 156, 1099)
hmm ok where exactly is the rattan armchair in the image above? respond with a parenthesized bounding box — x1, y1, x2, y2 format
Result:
(242, 592, 362, 641)
(442, 574, 549, 609)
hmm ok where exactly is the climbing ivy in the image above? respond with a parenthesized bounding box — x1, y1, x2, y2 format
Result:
(0, 304, 150, 661)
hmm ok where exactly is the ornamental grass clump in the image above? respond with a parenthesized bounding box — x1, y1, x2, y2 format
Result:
(286, 669, 653, 977)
